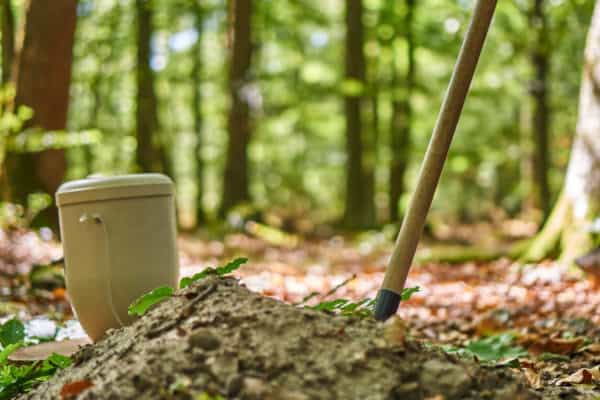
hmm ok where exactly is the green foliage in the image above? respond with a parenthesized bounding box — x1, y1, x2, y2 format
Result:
(128, 286, 174, 316)
(401, 286, 421, 301)
(0, 85, 32, 168)
(309, 286, 420, 317)
(7, 129, 101, 153)
(179, 258, 247, 289)
(13, 0, 591, 224)
(0, 192, 54, 229)
(0, 345, 21, 366)
(443, 333, 528, 364)
(0, 320, 25, 348)
(0, 317, 73, 399)
(538, 352, 570, 362)
(0, 353, 72, 399)
(129, 258, 247, 317)
(309, 298, 376, 317)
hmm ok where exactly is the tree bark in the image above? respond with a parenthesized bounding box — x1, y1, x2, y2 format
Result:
(220, 0, 253, 217)
(343, 0, 375, 229)
(192, 3, 205, 225)
(5, 0, 76, 227)
(389, 0, 416, 223)
(135, 0, 163, 173)
(529, 0, 551, 220)
(523, 1, 600, 263)
(1, 0, 14, 84)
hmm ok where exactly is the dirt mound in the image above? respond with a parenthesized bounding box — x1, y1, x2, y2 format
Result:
(19, 277, 537, 400)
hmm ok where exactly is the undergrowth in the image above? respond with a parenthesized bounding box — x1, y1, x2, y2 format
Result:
(128, 258, 248, 316)
(0, 319, 71, 399)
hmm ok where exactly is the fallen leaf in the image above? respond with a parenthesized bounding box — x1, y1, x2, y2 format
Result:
(527, 337, 583, 356)
(472, 310, 510, 336)
(523, 368, 543, 389)
(519, 359, 537, 369)
(556, 366, 600, 386)
(52, 287, 67, 301)
(60, 380, 94, 398)
(578, 343, 600, 354)
(9, 338, 91, 362)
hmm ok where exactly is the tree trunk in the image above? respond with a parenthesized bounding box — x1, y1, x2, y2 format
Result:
(135, 0, 163, 173)
(343, 0, 375, 229)
(192, 3, 205, 225)
(523, 1, 600, 263)
(389, 0, 416, 223)
(529, 0, 551, 220)
(1, 0, 14, 84)
(85, 74, 102, 174)
(5, 0, 77, 228)
(220, 0, 252, 217)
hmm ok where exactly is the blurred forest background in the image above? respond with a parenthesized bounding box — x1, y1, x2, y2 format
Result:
(0, 0, 596, 252)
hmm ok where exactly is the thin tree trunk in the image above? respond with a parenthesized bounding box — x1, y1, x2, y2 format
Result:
(343, 0, 375, 229)
(220, 0, 252, 217)
(529, 0, 551, 220)
(1, 0, 14, 84)
(85, 74, 102, 174)
(135, 0, 163, 173)
(5, 0, 77, 228)
(192, 3, 205, 225)
(0, 0, 15, 198)
(389, 0, 416, 223)
(523, 1, 600, 263)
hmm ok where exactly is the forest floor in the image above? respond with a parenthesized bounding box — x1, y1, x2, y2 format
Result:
(0, 227, 599, 399)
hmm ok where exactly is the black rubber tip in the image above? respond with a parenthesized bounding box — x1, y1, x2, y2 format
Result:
(374, 289, 401, 321)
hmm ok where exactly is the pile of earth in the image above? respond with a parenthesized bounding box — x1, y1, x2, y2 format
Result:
(19, 277, 537, 400)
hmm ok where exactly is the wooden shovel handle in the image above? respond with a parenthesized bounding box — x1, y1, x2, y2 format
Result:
(376, 0, 498, 318)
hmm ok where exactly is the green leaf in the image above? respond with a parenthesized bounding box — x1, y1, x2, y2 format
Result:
(128, 286, 174, 316)
(339, 78, 365, 96)
(0, 319, 25, 347)
(45, 353, 71, 369)
(0, 351, 71, 399)
(442, 333, 528, 364)
(309, 298, 376, 318)
(465, 333, 528, 362)
(538, 352, 570, 362)
(0, 343, 21, 365)
(401, 286, 421, 301)
(310, 299, 349, 311)
(180, 258, 247, 289)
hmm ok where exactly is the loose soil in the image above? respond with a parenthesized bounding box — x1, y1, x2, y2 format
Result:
(19, 277, 537, 400)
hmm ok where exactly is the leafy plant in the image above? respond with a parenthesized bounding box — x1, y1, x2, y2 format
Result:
(179, 258, 247, 288)
(309, 298, 376, 317)
(0, 353, 71, 399)
(128, 286, 174, 317)
(308, 286, 421, 318)
(129, 258, 248, 317)
(444, 333, 528, 364)
(0, 317, 73, 399)
(538, 352, 570, 362)
(0, 320, 25, 348)
(401, 286, 421, 301)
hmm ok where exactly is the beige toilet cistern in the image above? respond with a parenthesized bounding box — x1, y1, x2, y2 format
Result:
(56, 174, 179, 341)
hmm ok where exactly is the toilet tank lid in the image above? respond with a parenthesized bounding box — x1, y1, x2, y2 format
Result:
(56, 174, 173, 206)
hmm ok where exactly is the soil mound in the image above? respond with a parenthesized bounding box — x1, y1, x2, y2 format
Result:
(19, 277, 536, 400)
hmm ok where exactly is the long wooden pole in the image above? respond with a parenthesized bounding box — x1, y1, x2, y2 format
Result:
(374, 0, 498, 321)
